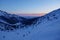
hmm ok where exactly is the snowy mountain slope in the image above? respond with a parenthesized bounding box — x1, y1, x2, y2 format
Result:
(0, 10, 40, 32)
(0, 8, 60, 40)
(0, 10, 29, 31)
(25, 18, 60, 40)
(23, 8, 60, 40)
(0, 10, 40, 40)
(0, 10, 10, 16)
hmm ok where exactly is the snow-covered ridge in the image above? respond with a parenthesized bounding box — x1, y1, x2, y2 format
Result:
(37, 8, 60, 24)
(0, 8, 60, 40)
(0, 8, 60, 32)
(0, 10, 40, 31)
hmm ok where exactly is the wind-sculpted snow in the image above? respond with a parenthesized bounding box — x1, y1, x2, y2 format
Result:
(0, 9, 60, 40)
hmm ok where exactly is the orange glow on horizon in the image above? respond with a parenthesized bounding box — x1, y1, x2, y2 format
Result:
(17, 13, 46, 16)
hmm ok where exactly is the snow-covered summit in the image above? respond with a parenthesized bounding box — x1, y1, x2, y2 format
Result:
(0, 10, 10, 16)
(37, 8, 60, 24)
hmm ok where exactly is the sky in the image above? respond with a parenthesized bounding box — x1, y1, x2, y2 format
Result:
(0, 0, 60, 14)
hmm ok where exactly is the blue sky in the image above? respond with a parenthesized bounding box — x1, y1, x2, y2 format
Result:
(0, 0, 60, 14)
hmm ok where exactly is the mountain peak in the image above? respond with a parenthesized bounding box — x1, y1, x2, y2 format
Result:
(52, 8, 60, 12)
(0, 10, 4, 12)
(0, 10, 10, 16)
(0, 10, 7, 13)
(57, 8, 60, 10)
(55, 8, 60, 11)
(47, 8, 60, 15)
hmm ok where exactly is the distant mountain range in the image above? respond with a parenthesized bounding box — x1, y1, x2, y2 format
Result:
(0, 8, 60, 31)
(0, 10, 40, 31)
(0, 8, 60, 40)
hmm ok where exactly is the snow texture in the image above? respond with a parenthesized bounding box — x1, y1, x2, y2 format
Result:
(0, 8, 60, 40)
